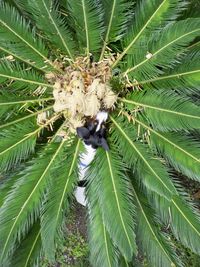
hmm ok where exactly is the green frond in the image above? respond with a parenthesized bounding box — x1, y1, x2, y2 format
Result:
(66, 0, 104, 56)
(145, 182, 200, 257)
(0, 43, 45, 72)
(26, 0, 77, 60)
(0, 93, 53, 115)
(145, 174, 200, 257)
(0, 92, 22, 119)
(110, 115, 177, 200)
(170, 195, 200, 255)
(123, 90, 200, 131)
(0, 2, 56, 71)
(0, 169, 23, 207)
(186, 41, 200, 58)
(113, 0, 186, 67)
(100, 0, 133, 60)
(0, 95, 53, 105)
(0, 141, 67, 264)
(151, 132, 200, 182)
(0, 118, 38, 172)
(87, 199, 118, 267)
(0, 106, 53, 131)
(0, 60, 52, 91)
(5, 0, 29, 16)
(87, 147, 137, 261)
(133, 117, 200, 182)
(41, 139, 81, 262)
(10, 222, 42, 267)
(132, 183, 182, 267)
(125, 18, 200, 80)
(128, 57, 200, 93)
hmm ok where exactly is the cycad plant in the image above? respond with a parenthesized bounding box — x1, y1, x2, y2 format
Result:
(0, 0, 200, 266)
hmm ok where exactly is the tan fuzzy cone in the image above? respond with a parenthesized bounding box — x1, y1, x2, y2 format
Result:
(85, 94, 100, 117)
(70, 71, 82, 81)
(53, 89, 68, 103)
(70, 79, 85, 91)
(65, 85, 72, 92)
(53, 88, 60, 99)
(96, 83, 106, 99)
(66, 89, 86, 117)
(103, 87, 118, 108)
(73, 89, 86, 113)
(87, 78, 101, 94)
(68, 117, 85, 132)
(53, 81, 62, 90)
(37, 112, 47, 125)
(45, 72, 56, 80)
(53, 101, 68, 113)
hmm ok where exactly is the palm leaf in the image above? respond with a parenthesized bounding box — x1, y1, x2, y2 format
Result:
(0, 2, 56, 71)
(110, 115, 177, 199)
(0, 44, 50, 73)
(0, 140, 66, 264)
(0, 93, 53, 121)
(125, 18, 200, 80)
(144, 182, 200, 257)
(66, 0, 104, 56)
(122, 90, 200, 131)
(141, 169, 200, 257)
(170, 195, 200, 254)
(41, 139, 81, 262)
(10, 222, 42, 267)
(26, 0, 77, 60)
(0, 61, 52, 90)
(87, 148, 137, 260)
(0, 169, 23, 207)
(127, 58, 200, 93)
(87, 199, 118, 267)
(100, 0, 133, 59)
(152, 132, 200, 182)
(0, 118, 38, 172)
(0, 111, 57, 172)
(0, 106, 53, 131)
(132, 183, 182, 267)
(134, 117, 200, 182)
(113, 0, 186, 67)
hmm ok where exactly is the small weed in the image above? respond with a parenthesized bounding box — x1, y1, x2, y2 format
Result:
(42, 205, 90, 267)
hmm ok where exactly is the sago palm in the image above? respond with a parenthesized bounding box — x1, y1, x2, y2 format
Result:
(0, 0, 200, 266)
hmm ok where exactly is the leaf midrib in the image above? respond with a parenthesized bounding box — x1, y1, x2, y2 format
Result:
(106, 151, 133, 250)
(134, 118, 200, 164)
(0, 45, 46, 73)
(133, 187, 175, 264)
(0, 19, 55, 70)
(1, 140, 65, 259)
(125, 28, 200, 75)
(100, 0, 116, 60)
(129, 69, 200, 86)
(0, 106, 53, 130)
(54, 139, 80, 224)
(82, 0, 90, 56)
(0, 97, 53, 106)
(112, 0, 168, 67)
(41, 0, 73, 60)
(110, 116, 174, 195)
(172, 198, 200, 238)
(0, 114, 59, 157)
(103, 223, 112, 267)
(24, 230, 41, 267)
(0, 73, 52, 88)
(122, 98, 200, 120)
